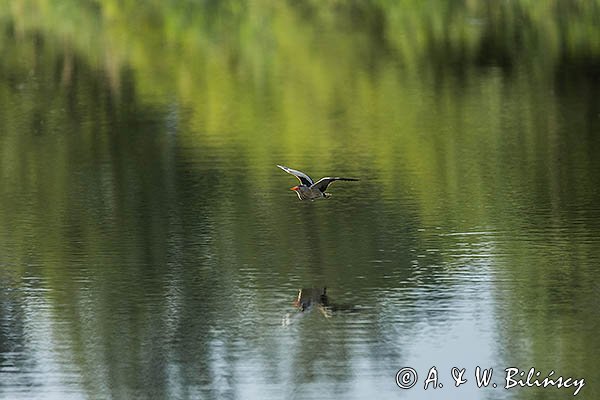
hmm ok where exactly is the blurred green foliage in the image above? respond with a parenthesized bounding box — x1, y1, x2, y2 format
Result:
(3, 0, 598, 194)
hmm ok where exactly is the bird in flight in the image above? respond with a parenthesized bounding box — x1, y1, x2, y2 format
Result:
(277, 165, 359, 200)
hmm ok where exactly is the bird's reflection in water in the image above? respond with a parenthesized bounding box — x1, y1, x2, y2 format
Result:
(282, 288, 357, 326)
(293, 287, 331, 316)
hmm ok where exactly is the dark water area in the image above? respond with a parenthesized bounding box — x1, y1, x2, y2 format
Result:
(1, 1, 599, 399)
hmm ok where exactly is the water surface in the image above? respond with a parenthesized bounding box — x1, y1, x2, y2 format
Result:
(1, 1, 599, 399)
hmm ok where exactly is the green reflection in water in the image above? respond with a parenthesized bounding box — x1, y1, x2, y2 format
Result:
(1, 1, 599, 399)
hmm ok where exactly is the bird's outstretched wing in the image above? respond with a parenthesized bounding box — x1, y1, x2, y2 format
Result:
(277, 165, 314, 186)
(313, 177, 359, 193)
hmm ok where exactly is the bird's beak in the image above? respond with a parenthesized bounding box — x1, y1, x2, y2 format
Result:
(290, 186, 299, 191)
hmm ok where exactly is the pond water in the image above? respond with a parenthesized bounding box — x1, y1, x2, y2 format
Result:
(1, 2, 599, 399)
